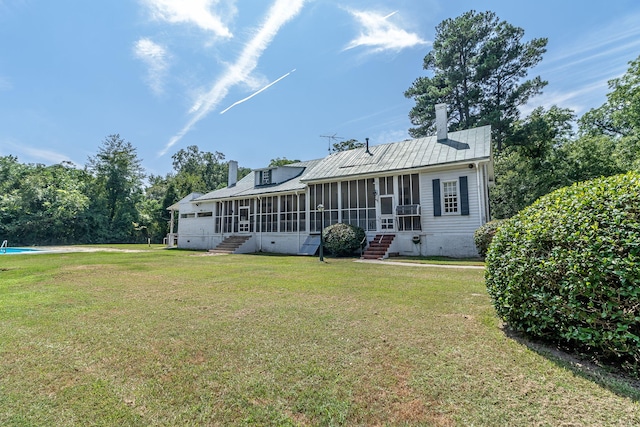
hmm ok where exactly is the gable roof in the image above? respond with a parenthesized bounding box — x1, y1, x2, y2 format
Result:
(167, 192, 203, 210)
(300, 125, 491, 182)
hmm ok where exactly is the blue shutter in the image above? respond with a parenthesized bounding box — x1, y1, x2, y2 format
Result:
(460, 176, 469, 216)
(432, 179, 441, 217)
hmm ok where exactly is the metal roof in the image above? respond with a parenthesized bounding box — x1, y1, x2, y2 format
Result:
(192, 125, 491, 201)
(194, 159, 322, 201)
(167, 192, 203, 210)
(301, 125, 491, 182)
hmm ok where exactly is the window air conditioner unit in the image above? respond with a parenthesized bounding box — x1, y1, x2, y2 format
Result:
(396, 204, 420, 216)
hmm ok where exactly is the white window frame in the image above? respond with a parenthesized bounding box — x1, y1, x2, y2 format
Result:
(259, 169, 272, 185)
(441, 180, 459, 215)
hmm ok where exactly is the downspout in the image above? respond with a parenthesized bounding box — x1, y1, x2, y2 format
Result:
(168, 209, 175, 247)
(475, 161, 485, 224)
(295, 191, 301, 248)
(483, 163, 491, 221)
(257, 196, 262, 252)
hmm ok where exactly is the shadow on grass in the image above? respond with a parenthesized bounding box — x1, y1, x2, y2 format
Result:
(502, 326, 640, 402)
(387, 255, 485, 266)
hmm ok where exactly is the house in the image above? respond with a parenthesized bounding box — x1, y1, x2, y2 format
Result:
(168, 104, 494, 258)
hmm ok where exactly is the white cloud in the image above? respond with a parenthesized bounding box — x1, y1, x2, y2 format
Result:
(344, 9, 428, 53)
(159, 0, 305, 156)
(522, 80, 610, 116)
(141, 0, 234, 38)
(2, 139, 77, 165)
(528, 11, 640, 117)
(134, 38, 170, 95)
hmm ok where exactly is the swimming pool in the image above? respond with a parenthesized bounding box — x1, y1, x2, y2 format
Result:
(0, 247, 42, 254)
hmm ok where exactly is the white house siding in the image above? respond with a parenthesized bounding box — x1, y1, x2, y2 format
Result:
(251, 232, 306, 254)
(176, 202, 217, 250)
(419, 167, 484, 257)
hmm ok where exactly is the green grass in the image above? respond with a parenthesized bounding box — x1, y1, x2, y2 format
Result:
(1, 248, 638, 426)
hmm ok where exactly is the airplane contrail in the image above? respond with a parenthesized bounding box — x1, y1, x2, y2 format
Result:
(220, 68, 296, 115)
(157, 0, 305, 157)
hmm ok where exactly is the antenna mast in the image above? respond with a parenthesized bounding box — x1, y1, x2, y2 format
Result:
(319, 133, 344, 153)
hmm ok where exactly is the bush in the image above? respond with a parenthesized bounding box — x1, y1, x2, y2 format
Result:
(322, 223, 366, 257)
(474, 220, 505, 257)
(485, 172, 640, 374)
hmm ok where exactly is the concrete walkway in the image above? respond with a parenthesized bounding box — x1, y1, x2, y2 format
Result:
(355, 259, 485, 269)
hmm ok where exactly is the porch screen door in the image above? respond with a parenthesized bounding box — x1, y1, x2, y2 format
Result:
(238, 206, 250, 233)
(380, 195, 395, 231)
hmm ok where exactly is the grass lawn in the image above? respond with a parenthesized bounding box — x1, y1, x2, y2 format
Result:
(1, 247, 638, 426)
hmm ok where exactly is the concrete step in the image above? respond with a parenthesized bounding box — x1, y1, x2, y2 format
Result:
(209, 235, 251, 254)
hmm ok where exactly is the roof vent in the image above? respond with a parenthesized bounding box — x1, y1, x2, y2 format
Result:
(435, 103, 448, 141)
(365, 137, 372, 155)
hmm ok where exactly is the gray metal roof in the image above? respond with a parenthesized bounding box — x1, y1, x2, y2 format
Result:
(195, 159, 322, 201)
(301, 125, 491, 182)
(167, 192, 203, 210)
(193, 125, 491, 201)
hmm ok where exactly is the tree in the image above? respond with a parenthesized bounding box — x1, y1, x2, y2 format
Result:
(0, 160, 92, 245)
(170, 145, 250, 196)
(490, 106, 574, 218)
(558, 135, 624, 183)
(579, 54, 640, 171)
(269, 157, 300, 167)
(405, 10, 547, 150)
(580, 55, 640, 138)
(86, 134, 145, 242)
(331, 139, 364, 152)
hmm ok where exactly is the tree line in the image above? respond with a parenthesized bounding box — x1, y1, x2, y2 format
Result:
(2, 10, 638, 245)
(0, 139, 250, 245)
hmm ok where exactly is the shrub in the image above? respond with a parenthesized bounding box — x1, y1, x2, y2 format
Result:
(485, 172, 640, 374)
(474, 220, 505, 257)
(322, 223, 366, 257)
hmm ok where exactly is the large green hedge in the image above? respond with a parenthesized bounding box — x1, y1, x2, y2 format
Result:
(485, 172, 640, 374)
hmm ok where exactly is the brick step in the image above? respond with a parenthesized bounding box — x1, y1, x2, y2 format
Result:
(361, 234, 395, 260)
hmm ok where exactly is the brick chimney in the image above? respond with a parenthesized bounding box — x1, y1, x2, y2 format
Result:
(228, 160, 238, 187)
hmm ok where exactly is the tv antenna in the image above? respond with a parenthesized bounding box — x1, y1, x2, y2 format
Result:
(320, 133, 344, 153)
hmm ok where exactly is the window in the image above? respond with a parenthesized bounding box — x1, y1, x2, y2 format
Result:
(339, 178, 376, 231)
(197, 211, 213, 217)
(310, 182, 339, 232)
(180, 213, 195, 218)
(432, 177, 469, 217)
(379, 176, 393, 196)
(442, 181, 458, 214)
(214, 199, 256, 233)
(259, 196, 278, 232)
(259, 169, 272, 185)
(279, 194, 303, 232)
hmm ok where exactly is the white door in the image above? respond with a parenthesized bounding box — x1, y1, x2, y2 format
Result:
(238, 206, 250, 233)
(379, 195, 395, 231)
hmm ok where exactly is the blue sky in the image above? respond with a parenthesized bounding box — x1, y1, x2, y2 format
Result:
(1, 1, 640, 176)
